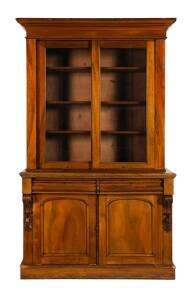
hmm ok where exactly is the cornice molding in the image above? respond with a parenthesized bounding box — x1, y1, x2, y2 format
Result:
(16, 18, 176, 40)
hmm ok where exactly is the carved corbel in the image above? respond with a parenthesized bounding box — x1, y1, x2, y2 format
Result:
(162, 195, 173, 232)
(23, 194, 33, 232)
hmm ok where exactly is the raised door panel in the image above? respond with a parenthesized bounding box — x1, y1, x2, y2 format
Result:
(99, 195, 162, 264)
(33, 194, 96, 264)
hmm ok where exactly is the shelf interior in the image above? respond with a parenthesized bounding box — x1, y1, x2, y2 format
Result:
(100, 47, 147, 163)
(45, 47, 92, 162)
(44, 46, 147, 163)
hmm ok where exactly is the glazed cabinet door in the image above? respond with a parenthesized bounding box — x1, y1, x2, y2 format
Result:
(99, 195, 162, 264)
(37, 41, 93, 169)
(93, 40, 155, 169)
(33, 194, 96, 265)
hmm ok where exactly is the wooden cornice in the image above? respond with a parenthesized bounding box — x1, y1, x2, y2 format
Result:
(16, 18, 176, 40)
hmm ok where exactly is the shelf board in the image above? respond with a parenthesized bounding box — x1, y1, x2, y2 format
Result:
(101, 101, 146, 106)
(46, 130, 145, 135)
(46, 66, 145, 73)
(47, 66, 91, 72)
(102, 130, 146, 135)
(46, 100, 145, 106)
(101, 66, 145, 72)
(47, 100, 91, 105)
(46, 130, 91, 135)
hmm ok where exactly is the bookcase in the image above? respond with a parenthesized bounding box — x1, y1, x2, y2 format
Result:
(17, 18, 176, 279)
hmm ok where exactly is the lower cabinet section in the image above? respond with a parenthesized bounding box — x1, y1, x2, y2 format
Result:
(33, 194, 96, 265)
(21, 175, 175, 279)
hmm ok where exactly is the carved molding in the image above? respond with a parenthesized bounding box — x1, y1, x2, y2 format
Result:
(23, 194, 33, 232)
(96, 181, 100, 195)
(162, 195, 173, 232)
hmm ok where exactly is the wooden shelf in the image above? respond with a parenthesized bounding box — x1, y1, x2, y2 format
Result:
(46, 66, 145, 73)
(46, 130, 145, 135)
(46, 130, 91, 135)
(47, 66, 91, 72)
(102, 130, 146, 135)
(101, 66, 145, 72)
(46, 100, 145, 106)
(101, 101, 146, 106)
(47, 100, 91, 105)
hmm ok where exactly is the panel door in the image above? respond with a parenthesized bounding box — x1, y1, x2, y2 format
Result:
(99, 195, 162, 264)
(33, 194, 96, 265)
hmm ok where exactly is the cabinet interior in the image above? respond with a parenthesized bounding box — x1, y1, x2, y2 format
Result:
(45, 46, 147, 164)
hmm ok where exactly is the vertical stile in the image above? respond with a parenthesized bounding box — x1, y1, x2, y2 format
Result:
(91, 40, 100, 168)
(155, 40, 165, 169)
(146, 41, 155, 166)
(26, 39, 37, 169)
(37, 41, 46, 168)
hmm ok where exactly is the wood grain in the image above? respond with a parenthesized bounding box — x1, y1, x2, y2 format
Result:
(16, 18, 176, 40)
(92, 40, 100, 168)
(20, 169, 176, 179)
(26, 39, 37, 169)
(37, 41, 45, 168)
(33, 194, 96, 265)
(32, 180, 96, 193)
(155, 40, 165, 169)
(22, 178, 32, 194)
(99, 195, 162, 265)
(99, 179, 163, 193)
(146, 41, 155, 167)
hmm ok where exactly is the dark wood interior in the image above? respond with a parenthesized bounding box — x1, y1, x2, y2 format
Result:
(100, 48, 146, 162)
(45, 47, 147, 163)
(46, 47, 91, 162)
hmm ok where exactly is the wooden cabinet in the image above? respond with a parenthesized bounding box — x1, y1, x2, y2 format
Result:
(17, 18, 176, 279)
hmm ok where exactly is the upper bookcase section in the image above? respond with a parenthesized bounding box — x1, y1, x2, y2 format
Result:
(16, 18, 176, 40)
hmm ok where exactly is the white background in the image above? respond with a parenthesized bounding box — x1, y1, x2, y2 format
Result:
(0, 0, 193, 299)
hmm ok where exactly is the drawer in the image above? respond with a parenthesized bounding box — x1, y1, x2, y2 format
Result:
(32, 179, 96, 193)
(99, 179, 163, 193)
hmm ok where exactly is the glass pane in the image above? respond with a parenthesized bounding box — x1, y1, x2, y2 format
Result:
(45, 47, 91, 162)
(100, 47, 147, 162)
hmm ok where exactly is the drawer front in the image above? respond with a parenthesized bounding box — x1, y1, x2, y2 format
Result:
(32, 179, 163, 193)
(32, 179, 96, 193)
(100, 179, 163, 193)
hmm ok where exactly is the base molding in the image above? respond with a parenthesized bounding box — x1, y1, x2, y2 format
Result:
(20, 264, 175, 279)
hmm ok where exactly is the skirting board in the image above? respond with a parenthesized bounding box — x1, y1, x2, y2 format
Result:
(21, 264, 175, 279)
